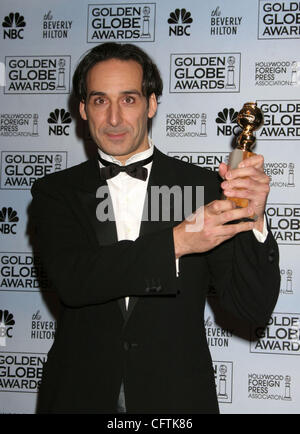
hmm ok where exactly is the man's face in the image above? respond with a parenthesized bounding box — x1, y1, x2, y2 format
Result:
(79, 58, 157, 163)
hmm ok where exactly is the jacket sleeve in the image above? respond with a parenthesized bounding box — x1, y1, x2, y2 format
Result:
(197, 165, 281, 325)
(30, 178, 179, 308)
(205, 228, 280, 325)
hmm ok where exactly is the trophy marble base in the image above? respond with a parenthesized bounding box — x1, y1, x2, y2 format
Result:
(223, 148, 257, 221)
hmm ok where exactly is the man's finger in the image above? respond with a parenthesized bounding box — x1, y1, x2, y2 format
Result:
(206, 199, 236, 215)
(225, 166, 269, 182)
(218, 205, 254, 226)
(218, 220, 255, 238)
(222, 176, 270, 192)
(238, 154, 264, 169)
(218, 162, 228, 180)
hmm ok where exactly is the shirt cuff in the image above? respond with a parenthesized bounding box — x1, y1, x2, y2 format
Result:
(252, 214, 268, 243)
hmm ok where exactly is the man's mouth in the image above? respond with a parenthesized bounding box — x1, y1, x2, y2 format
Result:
(105, 131, 127, 141)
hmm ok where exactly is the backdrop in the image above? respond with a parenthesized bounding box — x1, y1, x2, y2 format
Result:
(0, 0, 299, 414)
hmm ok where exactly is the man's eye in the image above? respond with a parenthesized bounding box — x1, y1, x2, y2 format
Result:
(124, 96, 135, 104)
(94, 97, 106, 104)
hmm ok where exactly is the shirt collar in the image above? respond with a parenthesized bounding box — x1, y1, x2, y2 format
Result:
(98, 138, 154, 167)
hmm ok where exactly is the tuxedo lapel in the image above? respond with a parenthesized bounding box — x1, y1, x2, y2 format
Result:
(76, 159, 118, 247)
(139, 147, 177, 236)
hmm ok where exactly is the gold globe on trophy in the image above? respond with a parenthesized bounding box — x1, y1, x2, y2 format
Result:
(225, 102, 264, 209)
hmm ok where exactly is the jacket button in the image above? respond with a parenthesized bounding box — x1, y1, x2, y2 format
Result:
(123, 341, 139, 350)
(268, 249, 275, 263)
(145, 285, 162, 293)
(145, 278, 162, 293)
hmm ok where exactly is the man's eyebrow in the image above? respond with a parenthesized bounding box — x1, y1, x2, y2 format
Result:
(87, 89, 142, 100)
(121, 89, 142, 96)
(87, 91, 105, 101)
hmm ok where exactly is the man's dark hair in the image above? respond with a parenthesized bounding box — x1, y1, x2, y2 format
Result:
(72, 42, 163, 102)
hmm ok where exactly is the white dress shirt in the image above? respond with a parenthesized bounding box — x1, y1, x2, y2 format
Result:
(98, 141, 268, 309)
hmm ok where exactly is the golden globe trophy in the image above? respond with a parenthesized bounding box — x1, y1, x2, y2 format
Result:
(225, 102, 264, 210)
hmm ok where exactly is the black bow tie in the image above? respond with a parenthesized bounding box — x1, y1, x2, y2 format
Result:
(98, 154, 153, 181)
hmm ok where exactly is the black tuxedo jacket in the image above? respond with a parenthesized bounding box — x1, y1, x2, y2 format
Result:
(31, 147, 280, 414)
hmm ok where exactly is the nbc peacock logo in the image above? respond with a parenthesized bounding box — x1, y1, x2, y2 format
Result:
(0, 310, 15, 346)
(168, 8, 193, 36)
(216, 107, 240, 136)
(0, 207, 19, 235)
(216, 107, 238, 124)
(48, 108, 72, 136)
(2, 12, 26, 39)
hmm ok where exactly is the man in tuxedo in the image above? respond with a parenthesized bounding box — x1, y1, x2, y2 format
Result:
(31, 42, 280, 414)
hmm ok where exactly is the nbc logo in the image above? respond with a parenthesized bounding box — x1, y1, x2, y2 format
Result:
(2, 12, 26, 39)
(48, 108, 72, 136)
(0, 207, 19, 234)
(0, 310, 15, 346)
(168, 8, 193, 36)
(216, 107, 240, 136)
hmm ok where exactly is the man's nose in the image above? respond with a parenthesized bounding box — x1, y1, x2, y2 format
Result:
(107, 102, 122, 126)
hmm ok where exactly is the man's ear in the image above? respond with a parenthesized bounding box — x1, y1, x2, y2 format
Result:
(79, 101, 87, 121)
(148, 93, 158, 119)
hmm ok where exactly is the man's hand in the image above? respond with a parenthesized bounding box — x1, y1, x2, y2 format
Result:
(173, 154, 270, 259)
(219, 154, 270, 233)
(173, 199, 255, 259)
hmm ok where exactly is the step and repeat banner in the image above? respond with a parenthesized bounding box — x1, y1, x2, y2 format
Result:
(0, 0, 299, 414)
